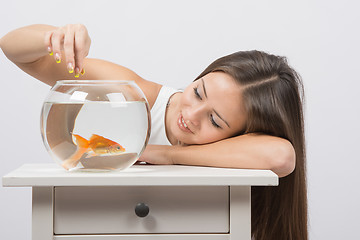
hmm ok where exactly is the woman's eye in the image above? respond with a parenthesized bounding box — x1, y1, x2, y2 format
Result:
(193, 87, 202, 100)
(210, 114, 221, 129)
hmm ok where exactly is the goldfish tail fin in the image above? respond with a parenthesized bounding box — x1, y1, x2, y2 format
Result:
(73, 134, 89, 148)
(85, 150, 97, 158)
(62, 148, 88, 170)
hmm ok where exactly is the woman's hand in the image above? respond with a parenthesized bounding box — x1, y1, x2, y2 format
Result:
(44, 24, 91, 77)
(138, 145, 176, 165)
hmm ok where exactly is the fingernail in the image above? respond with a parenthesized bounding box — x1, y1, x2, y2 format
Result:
(74, 67, 80, 78)
(55, 53, 61, 63)
(48, 46, 53, 56)
(80, 68, 85, 75)
(67, 63, 74, 73)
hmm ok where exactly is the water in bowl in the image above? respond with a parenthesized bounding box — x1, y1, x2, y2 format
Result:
(41, 100, 150, 171)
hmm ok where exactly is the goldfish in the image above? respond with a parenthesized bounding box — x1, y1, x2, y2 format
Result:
(62, 134, 126, 170)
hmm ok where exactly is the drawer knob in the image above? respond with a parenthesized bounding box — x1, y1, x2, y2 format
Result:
(135, 203, 149, 218)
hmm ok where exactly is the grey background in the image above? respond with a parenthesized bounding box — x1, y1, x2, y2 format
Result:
(1, 0, 359, 239)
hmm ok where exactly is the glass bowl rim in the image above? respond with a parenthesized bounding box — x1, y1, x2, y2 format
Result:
(55, 80, 135, 85)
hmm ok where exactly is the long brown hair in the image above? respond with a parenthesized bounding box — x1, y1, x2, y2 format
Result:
(195, 50, 307, 240)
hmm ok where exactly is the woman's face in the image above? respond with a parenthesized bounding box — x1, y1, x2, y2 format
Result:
(168, 71, 247, 145)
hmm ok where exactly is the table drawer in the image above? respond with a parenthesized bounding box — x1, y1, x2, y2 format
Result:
(54, 186, 229, 234)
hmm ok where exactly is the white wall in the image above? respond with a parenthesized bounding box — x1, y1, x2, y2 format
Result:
(1, 0, 359, 239)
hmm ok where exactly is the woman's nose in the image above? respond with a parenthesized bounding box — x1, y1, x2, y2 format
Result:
(186, 103, 207, 126)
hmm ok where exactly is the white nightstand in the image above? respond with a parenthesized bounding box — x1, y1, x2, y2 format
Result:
(2, 164, 278, 240)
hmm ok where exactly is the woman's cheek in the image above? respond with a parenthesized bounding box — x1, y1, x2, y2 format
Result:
(184, 92, 193, 104)
(196, 131, 215, 144)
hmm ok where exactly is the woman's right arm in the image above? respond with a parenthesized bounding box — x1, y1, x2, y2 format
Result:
(0, 24, 81, 85)
(0, 24, 161, 106)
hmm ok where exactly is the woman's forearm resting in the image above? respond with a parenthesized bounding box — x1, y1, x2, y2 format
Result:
(168, 134, 295, 177)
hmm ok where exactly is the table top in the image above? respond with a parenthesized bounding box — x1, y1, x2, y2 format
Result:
(2, 163, 278, 187)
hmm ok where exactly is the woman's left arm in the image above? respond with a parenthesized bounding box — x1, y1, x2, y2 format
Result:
(140, 134, 296, 178)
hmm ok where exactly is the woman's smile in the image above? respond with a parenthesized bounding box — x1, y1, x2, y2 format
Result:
(177, 114, 194, 133)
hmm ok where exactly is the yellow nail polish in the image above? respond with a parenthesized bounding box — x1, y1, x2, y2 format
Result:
(74, 68, 80, 78)
(55, 53, 61, 63)
(80, 68, 85, 75)
(67, 63, 74, 73)
(47, 47, 53, 56)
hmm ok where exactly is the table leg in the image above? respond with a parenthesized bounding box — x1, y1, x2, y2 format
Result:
(229, 186, 251, 240)
(32, 186, 54, 240)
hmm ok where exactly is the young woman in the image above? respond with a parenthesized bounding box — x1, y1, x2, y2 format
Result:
(0, 24, 307, 240)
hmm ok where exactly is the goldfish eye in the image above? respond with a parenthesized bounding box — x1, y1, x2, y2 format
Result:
(117, 146, 121, 150)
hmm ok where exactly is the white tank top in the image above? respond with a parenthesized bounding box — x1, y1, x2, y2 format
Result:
(148, 86, 180, 145)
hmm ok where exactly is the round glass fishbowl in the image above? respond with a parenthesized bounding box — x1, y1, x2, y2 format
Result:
(40, 80, 150, 171)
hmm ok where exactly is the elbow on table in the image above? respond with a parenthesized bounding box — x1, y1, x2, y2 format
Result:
(270, 139, 296, 178)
